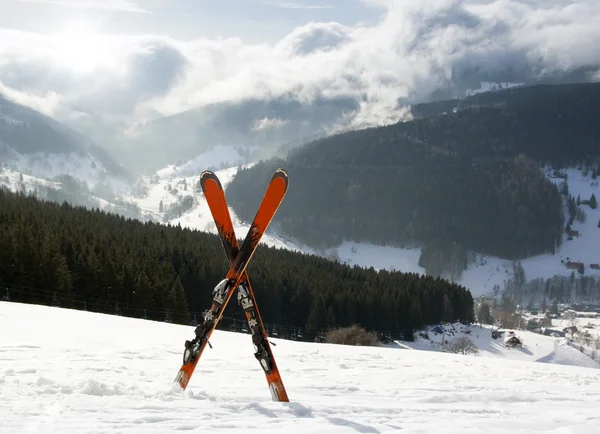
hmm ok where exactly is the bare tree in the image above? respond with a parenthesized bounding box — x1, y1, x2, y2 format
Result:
(325, 325, 379, 346)
(446, 337, 478, 355)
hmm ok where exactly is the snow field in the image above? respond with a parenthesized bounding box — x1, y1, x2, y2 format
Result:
(2, 302, 600, 433)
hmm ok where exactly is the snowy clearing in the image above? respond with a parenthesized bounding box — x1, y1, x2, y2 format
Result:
(2, 302, 600, 433)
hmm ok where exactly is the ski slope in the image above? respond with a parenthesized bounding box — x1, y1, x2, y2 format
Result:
(2, 302, 600, 434)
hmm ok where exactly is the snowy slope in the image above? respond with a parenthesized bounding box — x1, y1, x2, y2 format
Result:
(156, 145, 257, 179)
(2, 301, 600, 434)
(2, 150, 129, 193)
(407, 322, 599, 369)
(0, 166, 140, 218)
(0, 164, 57, 191)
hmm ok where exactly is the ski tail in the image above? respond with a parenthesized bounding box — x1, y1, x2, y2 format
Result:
(200, 169, 289, 402)
(174, 169, 288, 391)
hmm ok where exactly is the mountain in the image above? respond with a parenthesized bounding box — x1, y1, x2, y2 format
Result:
(224, 82, 600, 282)
(0, 94, 143, 217)
(0, 94, 131, 186)
(115, 95, 359, 172)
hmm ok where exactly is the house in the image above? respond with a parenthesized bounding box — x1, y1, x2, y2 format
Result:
(567, 261, 584, 270)
(567, 230, 580, 238)
(504, 331, 522, 347)
(590, 264, 600, 270)
(542, 328, 566, 337)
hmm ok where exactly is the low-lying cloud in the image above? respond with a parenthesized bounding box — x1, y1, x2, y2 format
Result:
(2, 0, 600, 133)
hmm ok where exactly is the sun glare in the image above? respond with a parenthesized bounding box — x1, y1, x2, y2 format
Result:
(51, 23, 114, 73)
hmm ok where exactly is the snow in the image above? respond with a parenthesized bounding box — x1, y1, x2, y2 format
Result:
(156, 145, 256, 179)
(2, 301, 600, 433)
(1, 149, 129, 194)
(408, 322, 600, 369)
(334, 242, 425, 274)
(0, 165, 57, 191)
(466, 82, 525, 97)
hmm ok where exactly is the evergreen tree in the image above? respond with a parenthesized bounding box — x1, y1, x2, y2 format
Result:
(550, 299, 559, 315)
(0, 188, 474, 333)
(590, 193, 597, 210)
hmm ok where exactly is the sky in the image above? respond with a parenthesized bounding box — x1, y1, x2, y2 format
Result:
(2, 0, 600, 132)
(0, 0, 381, 43)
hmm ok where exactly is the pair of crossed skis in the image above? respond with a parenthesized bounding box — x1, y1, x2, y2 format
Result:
(174, 169, 289, 402)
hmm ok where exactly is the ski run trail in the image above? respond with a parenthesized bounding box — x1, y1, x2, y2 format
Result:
(2, 302, 600, 433)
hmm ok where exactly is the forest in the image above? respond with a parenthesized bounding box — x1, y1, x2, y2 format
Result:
(501, 271, 600, 310)
(226, 83, 600, 278)
(0, 188, 474, 339)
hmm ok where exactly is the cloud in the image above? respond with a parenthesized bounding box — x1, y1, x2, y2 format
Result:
(17, 0, 149, 13)
(0, 29, 187, 120)
(0, 80, 63, 117)
(3, 0, 600, 134)
(252, 117, 290, 131)
(276, 21, 352, 55)
(263, 1, 333, 9)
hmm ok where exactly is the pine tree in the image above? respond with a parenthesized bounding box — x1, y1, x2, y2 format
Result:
(168, 276, 189, 324)
(134, 271, 154, 310)
(410, 297, 423, 329)
(590, 193, 597, 210)
(550, 299, 559, 315)
(540, 298, 547, 313)
(306, 295, 328, 338)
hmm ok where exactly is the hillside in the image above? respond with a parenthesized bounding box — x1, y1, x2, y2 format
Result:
(2, 301, 600, 433)
(119, 160, 599, 299)
(225, 83, 600, 282)
(407, 321, 599, 369)
(115, 96, 358, 172)
(0, 94, 131, 195)
(0, 185, 474, 337)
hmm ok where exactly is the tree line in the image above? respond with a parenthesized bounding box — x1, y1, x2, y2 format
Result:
(0, 188, 474, 338)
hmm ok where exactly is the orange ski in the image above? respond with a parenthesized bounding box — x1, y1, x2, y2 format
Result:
(174, 169, 288, 392)
(200, 170, 289, 402)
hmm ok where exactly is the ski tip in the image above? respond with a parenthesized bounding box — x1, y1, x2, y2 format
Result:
(272, 168, 289, 189)
(200, 170, 223, 192)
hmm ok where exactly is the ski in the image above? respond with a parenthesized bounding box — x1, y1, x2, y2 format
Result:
(174, 169, 289, 391)
(200, 169, 289, 402)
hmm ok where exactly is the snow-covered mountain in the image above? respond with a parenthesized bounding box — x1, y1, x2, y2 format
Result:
(0, 94, 131, 192)
(113, 96, 358, 172)
(122, 159, 600, 299)
(1, 301, 599, 434)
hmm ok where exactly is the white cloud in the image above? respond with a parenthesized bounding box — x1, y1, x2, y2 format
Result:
(3, 0, 600, 133)
(17, 0, 149, 13)
(263, 1, 333, 9)
(252, 117, 290, 131)
(0, 80, 63, 117)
